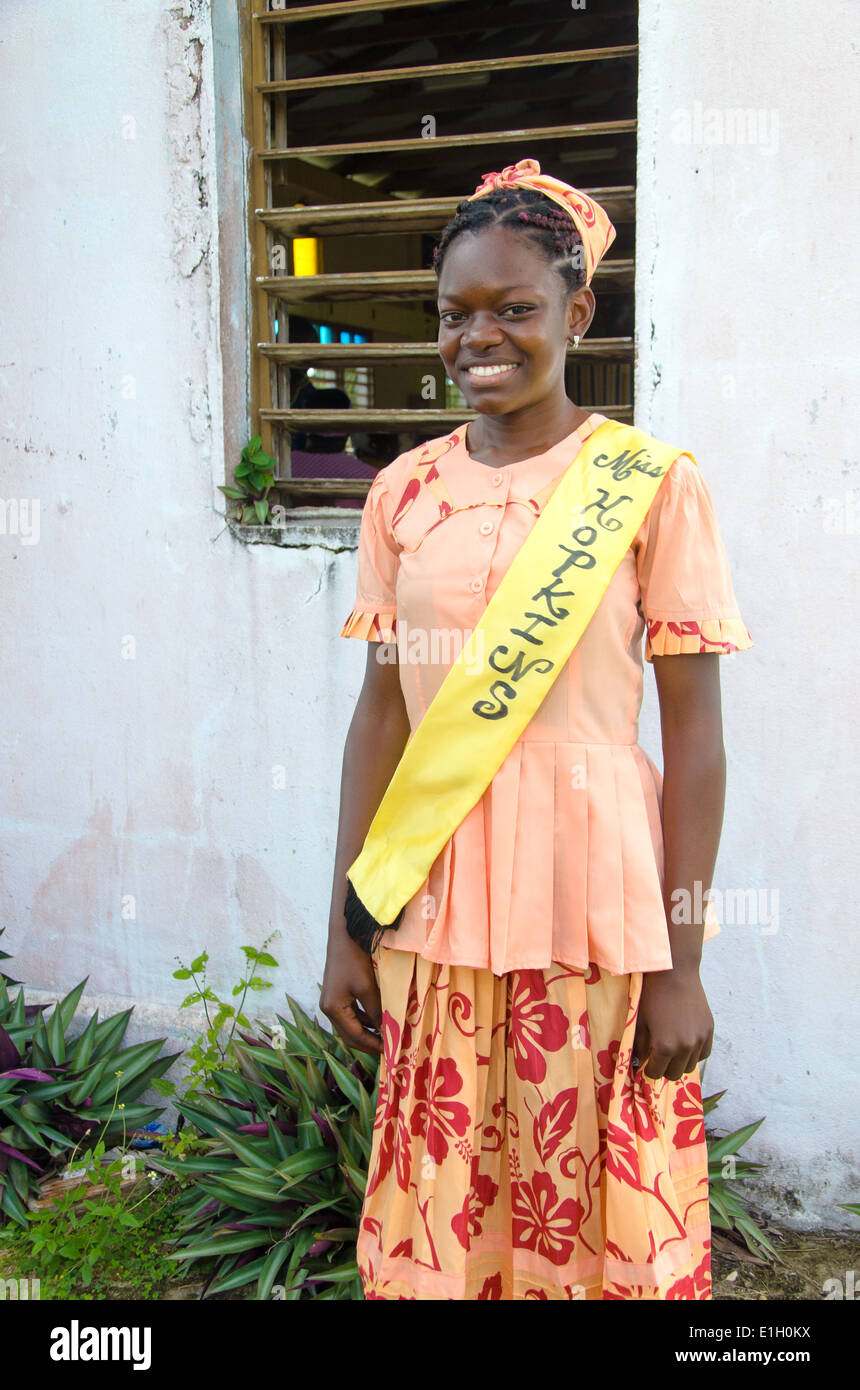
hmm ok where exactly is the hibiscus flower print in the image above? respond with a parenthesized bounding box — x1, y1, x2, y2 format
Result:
(361, 1214, 382, 1244)
(672, 1076, 705, 1149)
(367, 1110, 411, 1198)
(692, 1248, 712, 1298)
(646, 617, 747, 656)
(507, 972, 570, 1083)
(596, 1078, 613, 1117)
(451, 1155, 499, 1250)
(373, 1011, 398, 1128)
(532, 1089, 579, 1165)
(665, 1252, 712, 1302)
(366, 1010, 413, 1196)
(358, 949, 713, 1302)
(619, 1069, 662, 1144)
(596, 1037, 621, 1081)
(409, 1055, 470, 1164)
(379, 1010, 412, 1098)
(603, 1281, 649, 1300)
(604, 1120, 642, 1191)
(512, 1171, 584, 1265)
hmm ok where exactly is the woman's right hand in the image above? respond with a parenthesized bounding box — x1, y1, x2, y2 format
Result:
(320, 933, 384, 1056)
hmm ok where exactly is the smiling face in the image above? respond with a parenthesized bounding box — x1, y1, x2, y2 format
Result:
(436, 223, 595, 416)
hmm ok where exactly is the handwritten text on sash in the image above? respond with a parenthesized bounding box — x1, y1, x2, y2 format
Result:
(471, 447, 667, 720)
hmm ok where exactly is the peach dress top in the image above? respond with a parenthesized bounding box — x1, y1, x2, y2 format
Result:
(340, 412, 754, 977)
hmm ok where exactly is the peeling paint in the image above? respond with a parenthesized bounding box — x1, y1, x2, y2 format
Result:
(186, 376, 211, 445)
(163, 6, 212, 284)
(161, 2, 216, 449)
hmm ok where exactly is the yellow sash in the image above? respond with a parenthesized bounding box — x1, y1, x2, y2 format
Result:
(346, 420, 692, 939)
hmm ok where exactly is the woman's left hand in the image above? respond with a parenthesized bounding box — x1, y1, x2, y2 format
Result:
(632, 965, 714, 1083)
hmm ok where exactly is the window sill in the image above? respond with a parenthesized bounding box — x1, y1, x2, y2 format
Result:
(228, 508, 361, 551)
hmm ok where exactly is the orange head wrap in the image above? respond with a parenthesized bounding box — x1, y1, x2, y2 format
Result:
(466, 157, 616, 287)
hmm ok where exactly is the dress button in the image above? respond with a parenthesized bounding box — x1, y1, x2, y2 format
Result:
(470, 577, 484, 593)
(479, 520, 494, 536)
(492, 472, 504, 487)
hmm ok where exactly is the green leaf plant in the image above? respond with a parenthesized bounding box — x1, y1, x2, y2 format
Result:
(153, 934, 280, 1118)
(703, 1075, 776, 1261)
(160, 994, 378, 1300)
(219, 435, 277, 526)
(0, 937, 178, 1227)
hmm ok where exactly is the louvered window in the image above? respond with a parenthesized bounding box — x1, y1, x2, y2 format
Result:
(244, 0, 637, 517)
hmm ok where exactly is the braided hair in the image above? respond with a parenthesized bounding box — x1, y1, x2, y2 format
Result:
(431, 186, 587, 297)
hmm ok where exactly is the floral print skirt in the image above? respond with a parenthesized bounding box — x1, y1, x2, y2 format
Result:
(358, 946, 712, 1300)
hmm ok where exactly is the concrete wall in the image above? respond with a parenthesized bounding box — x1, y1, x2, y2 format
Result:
(0, 0, 856, 1227)
(636, 0, 859, 1226)
(0, 0, 362, 1053)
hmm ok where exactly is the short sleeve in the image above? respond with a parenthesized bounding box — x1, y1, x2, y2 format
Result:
(339, 470, 400, 643)
(634, 454, 754, 662)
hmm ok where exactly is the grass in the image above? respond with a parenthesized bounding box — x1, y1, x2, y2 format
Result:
(0, 1178, 190, 1301)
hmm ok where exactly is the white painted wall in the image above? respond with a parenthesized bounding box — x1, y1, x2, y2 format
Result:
(0, 0, 855, 1228)
(0, 0, 361, 1055)
(636, 0, 860, 1226)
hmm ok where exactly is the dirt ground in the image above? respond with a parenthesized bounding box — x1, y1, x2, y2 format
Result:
(711, 1225, 860, 1301)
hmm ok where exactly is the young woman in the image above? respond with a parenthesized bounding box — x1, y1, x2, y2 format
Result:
(320, 158, 753, 1300)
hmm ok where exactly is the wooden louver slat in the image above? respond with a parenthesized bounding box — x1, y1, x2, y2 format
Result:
(263, 406, 633, 430)
(257, 264, 635, 303)
(255, 45, 637, 95)
(259, 120, 636, 163)
(255, 189, 635, 238)
(255, 0, 474, 24)
(258, 339, 634, 364)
